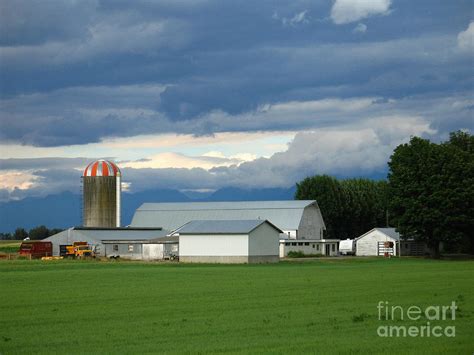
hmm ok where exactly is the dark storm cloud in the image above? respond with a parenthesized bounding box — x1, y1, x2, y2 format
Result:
(0, 0, 472, 146)
(0, 0, 96, 46)
(0, 157, 90, 170)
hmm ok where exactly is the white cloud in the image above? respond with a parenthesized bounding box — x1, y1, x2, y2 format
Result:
(273, 10, 310, 27)
(353, 23, 367, 34)
(331, 0, 391, 25)
(0, 170, 39, 192)
(457, 21, 474, 51)
(120, 150, 253, 170)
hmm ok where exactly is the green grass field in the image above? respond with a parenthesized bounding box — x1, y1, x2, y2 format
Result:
(0, 258, 473, 354)
(0, 241, 21, 254)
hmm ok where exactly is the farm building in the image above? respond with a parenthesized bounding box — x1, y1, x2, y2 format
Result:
(356, 228, 400, 256)
(279, 239, 339, 257)
(173, 220, 281, 263)
(355, 228, 430, 256)
(44, 227, 176, 260)
(131, 200, 326, 240)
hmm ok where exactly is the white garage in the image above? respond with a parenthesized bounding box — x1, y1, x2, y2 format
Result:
(174, 219, 282, 263)
(355, 228, 400, 256)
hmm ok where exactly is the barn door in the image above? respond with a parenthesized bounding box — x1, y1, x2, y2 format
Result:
(377, 241, 394, 256)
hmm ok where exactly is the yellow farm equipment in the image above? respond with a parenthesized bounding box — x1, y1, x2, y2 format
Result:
(63, 242, 95, 259)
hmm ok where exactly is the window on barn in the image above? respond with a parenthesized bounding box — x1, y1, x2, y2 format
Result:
(291, 242, 297, 246)
(332, 244, 336, 252)
(128, 244, 134, 252)
(298, 242, 303, 246)
(312, 244, 315, 248)
(304, 242, 309, 246)
(113, 244, 118, 251)
(316, 244, 320, 251)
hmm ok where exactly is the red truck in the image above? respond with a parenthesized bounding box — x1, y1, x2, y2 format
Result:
(19, 241, 53, 259)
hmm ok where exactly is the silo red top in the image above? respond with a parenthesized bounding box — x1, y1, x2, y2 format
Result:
(83, 160, 121, 177)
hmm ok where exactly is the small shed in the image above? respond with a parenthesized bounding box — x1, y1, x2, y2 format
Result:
(174, 219, 282, 263)
(355, 228, 400, 256)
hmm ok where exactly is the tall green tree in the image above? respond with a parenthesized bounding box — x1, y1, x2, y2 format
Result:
(13, 228, 28, 240)
(340, 179, 390, 238)
(388, 132, 474, 257)
(295, 175, 390, 239)
(28, 225, 50, 240)
(295, 175, 346, 239)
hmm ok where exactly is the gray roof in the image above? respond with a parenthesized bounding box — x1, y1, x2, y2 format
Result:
(45, 227, 170, 243)
(174, 220, 282, 235)
(102, 235, 179, 244)
(356, 228, 400, 241)
(131, 200, 320, 231)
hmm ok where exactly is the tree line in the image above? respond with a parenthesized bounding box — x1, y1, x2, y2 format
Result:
(296, 131, 474, 257)
(295, 176, 389, 240)
(0, 226, 64, 241)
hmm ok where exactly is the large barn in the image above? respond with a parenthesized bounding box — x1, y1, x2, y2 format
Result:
(131, 200, 326, 240)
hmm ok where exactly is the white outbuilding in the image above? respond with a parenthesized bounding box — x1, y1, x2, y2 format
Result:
(355, 228, 432, 257)
(173, 219, 282, 263)
(355, 228, 400, 256)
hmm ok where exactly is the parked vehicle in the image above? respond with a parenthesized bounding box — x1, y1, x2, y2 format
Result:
(19, 241, 52, 259)
(339, 239, 355, 255)
(61, 242, 94, 258)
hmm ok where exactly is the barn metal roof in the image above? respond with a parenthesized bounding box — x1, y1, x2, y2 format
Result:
(174, 219, 283, 235)
(356, 228, 400, 241)
(44, 227, 170, 242)
(131, 200, 320, 231)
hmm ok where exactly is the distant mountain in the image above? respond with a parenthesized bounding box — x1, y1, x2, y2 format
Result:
(0, 191, 82, 233)
(0, 186, 296, 233)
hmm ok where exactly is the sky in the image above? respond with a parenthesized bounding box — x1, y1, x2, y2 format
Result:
(0, 0, 473, 202)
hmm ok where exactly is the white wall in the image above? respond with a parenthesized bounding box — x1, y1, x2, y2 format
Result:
(142, 244, 164, 260)
(248, 223, 279, 256)
(298, 206, 325, 239)
(179, 234, 248, 257)
(356, 231, 397, 256)
(279, 240, 338, 256)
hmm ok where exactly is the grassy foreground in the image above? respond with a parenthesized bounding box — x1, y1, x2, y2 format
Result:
(0, 258, 473, 354)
